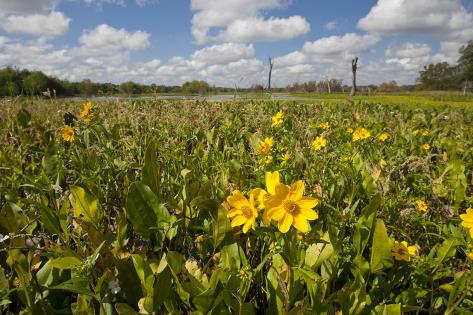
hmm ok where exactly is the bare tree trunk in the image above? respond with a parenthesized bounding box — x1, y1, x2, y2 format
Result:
(351, 57, 358, 96)
(268, 57, 274, 92)
(326, 77, 331, 94)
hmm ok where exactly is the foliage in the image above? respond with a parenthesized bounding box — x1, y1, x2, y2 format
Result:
(0, 98, 473, 314)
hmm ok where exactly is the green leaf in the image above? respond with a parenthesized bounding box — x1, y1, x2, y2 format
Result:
(353, 195, 381, 254)
(370, 219, 393, 273)
(0, 202, 26, 234)
(115, 303, 141, 315)
(17, 108, 31, 128)
(434, 238, 458, 268)
(142, 139, 161, 197)
(0, 266, 9, 299)
(69, 186, 102, 228)
(305, 234, 334, 268)
(125, 182, 159, 239)
(131, 254, 153, 287)
(49, 277, 95, 296)
(209, 205, 231, 248)
(49, 256, 83, 270)
(373, 303, 401, 315)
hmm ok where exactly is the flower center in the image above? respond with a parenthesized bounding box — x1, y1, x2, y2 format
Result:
(283, 200, 299, 214)
(241, 206, 253, 218)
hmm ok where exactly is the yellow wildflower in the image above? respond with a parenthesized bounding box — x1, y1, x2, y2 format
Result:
(422, 143, 430, 151)
(265, 180, 319, 233)
(378, 133, 388, 142)
(460, 208, 473, 237)
(226, 190, 259, 233)
(422, 129, 429, 136)
(346, 127, 354, 134)
(317, 122, 330, 129)
(415, 200, 427, 212)
(271, 111, 285, 127)
(80, 101, 95, 123)
(352, 127, 371, 141)
(257, 137, 274, 155)
(391, 241, 418, 262)
(312, 136, 327, 151)
(61, 126, 75, 142)
(467, 252, 473, 261)
(412, 129, 420, 136)
(283, 153, 291, 162)
(258, 171, 280, 226)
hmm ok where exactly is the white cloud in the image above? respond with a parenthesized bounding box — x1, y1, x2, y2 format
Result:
(191, 43, 255, 66)
(79, 24, 150, 51)
(385, 42, 431, 71)
(324, 20, 337, 30)
(190, 0, 308, 44)
(219, 16, 310, 42)
(274, 51, 307, 67)
(358, 0, 473, 37)
(303, 33, 380, 62)
(0, 11, 70, 36)
(358, 0, 473, 64)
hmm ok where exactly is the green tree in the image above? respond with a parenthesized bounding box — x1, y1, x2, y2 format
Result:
(458, 40, 473, 82)
(417, 62, 461, 90)
(22, 71, 49, 95)
(182, 80, 210, 94)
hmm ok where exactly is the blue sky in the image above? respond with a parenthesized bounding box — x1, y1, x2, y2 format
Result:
(0, 0, 472, 87)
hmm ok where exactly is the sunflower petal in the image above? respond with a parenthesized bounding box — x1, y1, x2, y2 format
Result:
(265, 171, 280, 195)
(227, 192, 249, 209)
(293, 214, 308, 233)
(299, 208, 319, 220)
(267, 205, 285, 221)
(296, 197, 319, 209)
(275, 184, 289, 199)
(288, 181, 304, 201)
(242, 219, 253, 233)
(278, 213, 293, 233)
(227, 208, 242, 218)
(231, 215, 247, 227)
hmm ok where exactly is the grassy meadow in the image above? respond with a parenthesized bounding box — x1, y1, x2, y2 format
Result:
(1, 95, 473, 314)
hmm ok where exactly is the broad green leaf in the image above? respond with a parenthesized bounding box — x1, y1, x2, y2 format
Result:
(131, 254, 153, 287)
(49, 277, 94, 296)
(0, 266, 8, 299)
(305, 234, 334, 268)
(353, 195, 381, 254)
(210, 205, 231, 248)
(373, 303, 401, 315)
(125, 182, 159, 239)
(434, 238, 458, 268)
(0, 202, 26, 234)
(142, 139, 161, 197)
(370, 219, 393, 273)
(115, 303, 141, 315)
(69, 186, 102, 228)
(49, 256, 83, 269)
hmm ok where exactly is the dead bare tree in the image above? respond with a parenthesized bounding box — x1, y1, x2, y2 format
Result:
(268, 57, 274, 92)
(351, 57, 358, 96)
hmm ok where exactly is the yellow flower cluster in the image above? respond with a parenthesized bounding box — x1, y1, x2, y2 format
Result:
(460, 208, 473, 237)
(317, 122, 330, 129)
(80, 101, 95, 123)
(257, 137, 274, 155)
(271, 111, 284, 127)
(312, 136, 327, 151)
(61, 126, 75, 142)
(352, 127, 371, 141)
(378, 132, 389, 142)
(346, 127, 354, 134)
(415, 200, 428, 212)
(391, 241, 418, 262)
(227, 171, 320, 234)
(422, 143, 430, 151)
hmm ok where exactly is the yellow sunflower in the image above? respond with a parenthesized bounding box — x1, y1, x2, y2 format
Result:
(257, 137, 274, 155)
(391, 241, 418, 262)
(271, 111, 285, 127)
(312, 136, 327, 151)
(80, 101, 95, 123)
(415, 200, 428, 212)
(226, 190, 259, 233)
(352, 127, 371, 141)
(265, 180, 319, 233)
(378, 133, 388, 142)
(61, 126, 75, 142)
